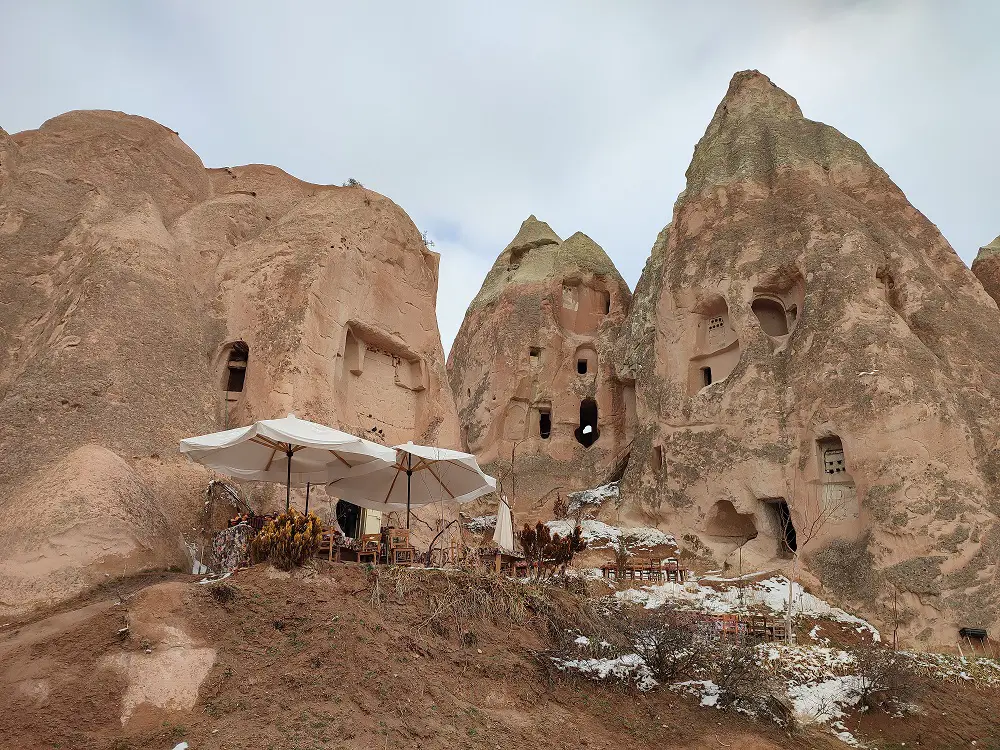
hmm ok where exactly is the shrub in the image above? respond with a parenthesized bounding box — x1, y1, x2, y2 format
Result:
(518, 521, 587, 578)
(249, 510, 323, 570)
(625, 606, 709, 681)
(712, 642, 775, 710)
(852, 642, 914, 710)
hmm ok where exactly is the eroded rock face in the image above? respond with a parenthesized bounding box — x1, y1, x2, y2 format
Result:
(617, 71, 1000, 645)
(0, 111, 459, 615)
(972, 236, 1000, 306)
(448, 216, 632, 515)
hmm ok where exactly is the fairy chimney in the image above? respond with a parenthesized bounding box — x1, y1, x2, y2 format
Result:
(448, 217, 633, 516)
(972, 235, 1000, 306)
(616, 71, 1000, 646)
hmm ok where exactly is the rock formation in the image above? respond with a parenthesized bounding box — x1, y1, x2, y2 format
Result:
(972, 235, 1000, 306)
(612, 71, 1000, 645)
(0, 110, 459, 617)
(447, 217, 632, 515)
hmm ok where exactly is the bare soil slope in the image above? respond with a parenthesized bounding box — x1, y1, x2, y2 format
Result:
(0, 565, 857, 750)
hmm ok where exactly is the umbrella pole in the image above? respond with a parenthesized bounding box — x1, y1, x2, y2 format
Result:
(406, 452, 412, 529)
(285, 448, 293, 512)
(305, 482, 310, 515)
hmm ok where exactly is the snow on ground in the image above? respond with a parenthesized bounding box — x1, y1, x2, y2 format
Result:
(617, 575, 881, 641)
(787, 675, 863, 723)
(671, 679, 721, 707)
(551, 653, 658, 691)
(546, 519, 677, 550)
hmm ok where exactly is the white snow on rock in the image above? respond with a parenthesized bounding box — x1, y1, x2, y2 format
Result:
(551, 653, 657, 691)
(545, 519, 677, 550)
(617, 576, 880, 641)
(566, 482, 619, 511)
(463, 515, 497, 533)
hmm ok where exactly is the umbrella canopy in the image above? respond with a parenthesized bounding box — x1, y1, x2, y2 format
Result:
(493, 497, 516, 554)
(180, 414, 395, 510)
(327, 442, 497, 527)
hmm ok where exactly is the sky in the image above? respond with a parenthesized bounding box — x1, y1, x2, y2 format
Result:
(2, 1, 997, 353)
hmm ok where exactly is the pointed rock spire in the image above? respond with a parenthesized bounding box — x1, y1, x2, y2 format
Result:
(972, 235, 1000, 305)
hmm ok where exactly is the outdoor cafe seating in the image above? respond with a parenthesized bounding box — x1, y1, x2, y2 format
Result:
(601, 556, 686, 582)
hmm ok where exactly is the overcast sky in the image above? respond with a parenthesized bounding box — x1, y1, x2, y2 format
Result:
(2, 1, 997, 352)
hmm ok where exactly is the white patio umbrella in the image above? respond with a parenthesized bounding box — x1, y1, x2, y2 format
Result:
(493, 497, 516, 554)
(179, 414, 395, 511)
(327, 442, 497, 528)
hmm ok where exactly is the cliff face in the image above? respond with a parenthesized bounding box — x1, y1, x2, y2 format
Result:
(447, 216, 632, 515)
(972, 235, 1000, 306)
(0, 110, 459, 617)
(615, 71, 1000, 645)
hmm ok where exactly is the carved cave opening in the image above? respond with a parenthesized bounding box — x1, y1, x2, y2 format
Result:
(539, 407, 552, 439)
(577, 359, 588, 374)
(574, 398, 600, 447)
(652, 445, 663, 472)
(817, 436, 847, 482)
(751, 296, 789, 337)
(688, 296, 740, 395)
(224, 341, 249, 392)
(706, 500, 758, 540)
(764, 498, 797, 556)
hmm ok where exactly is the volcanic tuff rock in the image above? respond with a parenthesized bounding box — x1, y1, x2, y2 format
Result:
(447, 217, 632, 515)
(614, 70, 1000, 645)
(0, 110, 459, 617)
(972, 235, 1000, 306)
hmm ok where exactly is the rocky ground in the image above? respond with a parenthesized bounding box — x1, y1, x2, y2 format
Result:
(0, 563, 998, 749)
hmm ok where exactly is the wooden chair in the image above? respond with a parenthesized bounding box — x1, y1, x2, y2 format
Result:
(664, 557, 681, 582)
(357, 533, 382, 564)
(719, 614, 740, 641)
(317, 527, 335, 561)
(647, 558, 663, 582)
(387, 529, 417, 565)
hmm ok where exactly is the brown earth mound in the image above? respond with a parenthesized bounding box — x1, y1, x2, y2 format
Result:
(0, 444, 185, 619)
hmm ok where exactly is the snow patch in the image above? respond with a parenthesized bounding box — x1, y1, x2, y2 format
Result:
(671, 679, 721, 707)
(551, 653, 657, 691)
(546, 519, 676, 550)
(618, 576, 880, 641)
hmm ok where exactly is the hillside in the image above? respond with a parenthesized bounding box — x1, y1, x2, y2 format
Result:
(1, 563, 997, 749)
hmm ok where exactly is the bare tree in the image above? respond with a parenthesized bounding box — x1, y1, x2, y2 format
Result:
(782, 481, 853, 642)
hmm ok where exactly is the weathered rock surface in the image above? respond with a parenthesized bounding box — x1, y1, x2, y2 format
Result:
(0, 110, 459, 616)
(972, 235, 1000, 306)
(447, 216, 632, 516)
(612, 71, 1000, 645)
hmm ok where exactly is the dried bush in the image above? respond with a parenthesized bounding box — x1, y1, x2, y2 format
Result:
(852, 642, 914, 710)
(208, 582, 236, 604)
(712, 642, 775, 710)
(518, 521, 587, 577)
(249, 510, 322, 570)
(625, 606, 710, 681)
